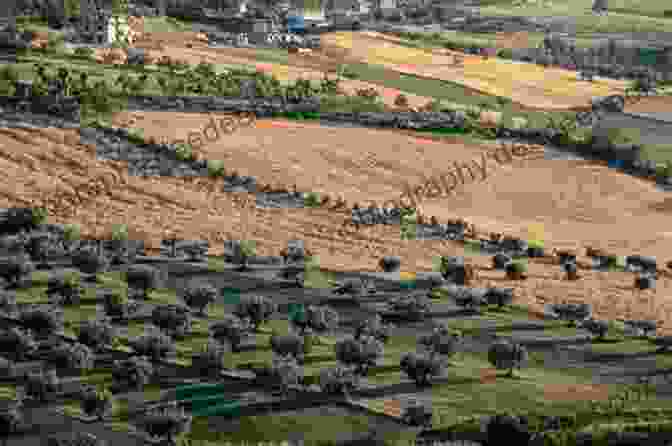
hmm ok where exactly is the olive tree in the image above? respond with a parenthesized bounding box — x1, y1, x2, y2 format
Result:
(111, 356, 154, 392)
(487, 340, 528, 378)
(77, 318, 116, 352)
(151, 304, 192, 338)
(210, 315, 250, 352)
(182, 281, 218, 316)
(233, 295, 277, 332)
(400, 352, 444, 386)
(80, 385, 113, 420)
(335, 336, 383, 377)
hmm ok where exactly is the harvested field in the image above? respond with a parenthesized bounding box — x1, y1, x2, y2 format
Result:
(320, 32, 629, 110)
(3, 121, 672, 334)
(110, 110, 538, 206)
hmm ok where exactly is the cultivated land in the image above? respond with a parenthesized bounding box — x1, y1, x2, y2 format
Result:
(4, 12, 672, 446)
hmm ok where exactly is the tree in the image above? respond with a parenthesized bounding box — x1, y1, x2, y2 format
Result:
(191, 340, 225, 379)
(270, 333, 306, 363)
(0, 208, 47, 235)
(0, 402, 23, 446)
(182, 281, 217, 316)
(488, 340, 528, 378)
(319, 366, 358, 395)
(151, 304, 192, 338)
(25, 232, 51, 269)
(581, 318, 609, 341)
(353, 315, 392, 344)
(125, 264, 163, 300)
(418, 324, 461, 361)
(335, 336, 383, 377)
(111, 356, 153, 392)
(400, 352, 444, 386)
(387, 293, 430, 321)
(23, 367, 60, 402)
(394, 94, 409, 108)
(233, 295, 276, 332)
(46, 270, 82, 306)
(0, 292, 17, 316)
(129, 331, 175, 361)
(0, 327, 36, 360)
(209, 316, 249, 352)
(48, 342, 94, 371)
(18, 306, 63, 338)
(485, 287, 514, 309)
(80, 385, 113, 420)
(290, 304, 338, 337)
(77, 318, 116, 352)
(140, 406, 192, 445)
(0, 254, 34, 288)
(401, 404, 432, 429)
(71, 246, 109, 275)
(271, 356, 303, 397)
(102, 289, 136, 320)
(482, 414, 532, 446)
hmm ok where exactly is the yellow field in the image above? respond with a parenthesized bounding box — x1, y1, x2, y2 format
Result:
(323, 32, 630, 110)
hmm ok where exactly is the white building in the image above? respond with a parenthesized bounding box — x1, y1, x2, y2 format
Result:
(106, 15, 130, 45)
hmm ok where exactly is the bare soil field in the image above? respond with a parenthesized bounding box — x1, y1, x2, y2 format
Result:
(110, 111, 544, 206)
(3, 121, 672, 333)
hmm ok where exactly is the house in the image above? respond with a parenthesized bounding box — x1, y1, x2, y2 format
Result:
(106, 15, 131, 45)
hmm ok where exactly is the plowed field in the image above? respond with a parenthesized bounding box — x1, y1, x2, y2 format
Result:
(4, 120, 672, 332)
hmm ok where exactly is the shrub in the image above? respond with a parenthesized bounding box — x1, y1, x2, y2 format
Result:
(206, 159, 225, 177)
(174, 142, 193, 161)
(304, 192, 321, 208)
(581, 318, 610, 340)
(488, 340, 527, 377)
(505, 261, 527, 280)
(73, 47, 94, 59)
(394, 94, 409, 108)
(233, 240, 256, 271)
(25, 232, 51, 266)
(140, 409, 192, 444)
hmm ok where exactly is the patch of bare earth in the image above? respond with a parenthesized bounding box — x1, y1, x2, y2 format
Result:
(542, 383, 612, 402)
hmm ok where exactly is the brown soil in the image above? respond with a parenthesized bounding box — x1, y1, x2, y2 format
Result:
(623, 95, 672, 114)
(542, 383, 612, 402)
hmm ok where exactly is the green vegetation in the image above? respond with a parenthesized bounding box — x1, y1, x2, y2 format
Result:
(475, 0, 672, 34)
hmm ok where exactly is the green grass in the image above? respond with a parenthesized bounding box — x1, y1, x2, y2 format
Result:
(185, 410, 373, 446)
(477, 0, 672, 34)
